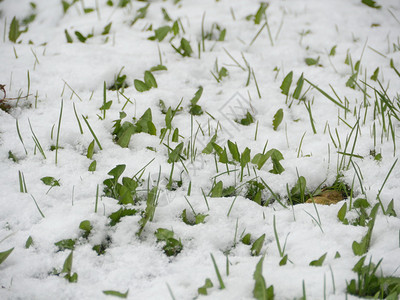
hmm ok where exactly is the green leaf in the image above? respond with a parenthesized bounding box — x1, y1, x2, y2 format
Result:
(272, 108, 283, 131)
(152, 26, 171, 41)
(189, 104, 203, 116)
(254, 2, 268, 25)
(55, 239, 76, 251)
(370, 67, 379, 81)
(180, 38, 193, 57)
(168, 142, 184, 163)
(386, 199, 397, 217)
(62, 251, 74, 274)
(239, 111, 254, 126)
(41, 177, 60, 187)
(65, 29, 73, 43)
(74, 31, 87, 43)
(0, 248, 14, 265)
(305, 57, 320, 66)
(251, 153, 269, 170)
(242, 233, 252, 245)
(172, 128, 179, 142)
(309, 252, 327, 266)
(87, 140, 95, 159)
(203, 134, 217, 154)
(102, 22, 112, 35)
(116, 123, 135, 147)
(267, 149, 285, 174)
(329, 45, 337, 56)
(9, 17, 22, 43)
(293, 73, 304, 100)
(108, 164, 126, 180)
(144, 71, 157, 88)
(161, 8, 172, 22)
(198, 278, 213, 295)
(279, 254, 288, 266)
(240, 147, 251, 169)
(79, 220, 92, 238)
(253, 255, 274, 299)
(150, 64, 167, 72)
(134, 79, 150, 92)
(25, 236, 33, 249)
(88, 160, 97, 172)
(280, 71, 293, 96)
(227, 140, 240, 162)
(251, 234, 265, 256)
(334, 251, 341, 258)
(337, 202, 347, 222)
(103, 290, 129, 298)
(109, 208, 137, 226)
(163, 237, 183, 256)
(155, 228, 175, 241)
(361, 0, 381, 9)
(211, 181, 223, 198)
(190, 86, 203, 105)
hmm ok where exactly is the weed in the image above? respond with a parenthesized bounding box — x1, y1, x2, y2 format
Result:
(253, 255, 274, 300)
(0, 248, 14, 266)
(155, 228, 183, 256)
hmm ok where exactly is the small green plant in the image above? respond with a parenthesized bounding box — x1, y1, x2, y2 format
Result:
(9, 17, 27, 43)
(103, 290, 129, 298)
(171, 38, 193, 57)
(112, 109, 156, 148)
(41, 176, 61, 194)
(109, 71, 129, 91)
(103, 164, 138, 204)
(188, 86, 204, 115)
(134, 71, 157, 92)
(109, 208, 137, 226)
(198, 278, 213, 295)
(272, 109, 283, 130)
(309, 253, 327, 267)
(0, 248, 14, 265)
(253, 255, 274, 300)
(154, 228, 183, 256)
(79, 220, 92, 239)
(251, 234, 265, 256)
(245, 180, 265, 205)
(352, 204, 379, 256)
(130, 4, 150, 26)
(347, 256, 400, 298)
(61, 251, 78, 283)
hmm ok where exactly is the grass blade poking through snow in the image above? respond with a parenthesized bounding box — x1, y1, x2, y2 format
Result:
(16, 120, 28, 155)
(82, 115, 102, 150)
(210, 253, 225, 289)
(28, 119, 46, 159)
(0, 248, 14, 265)
(305, 79, 350, 112)
(55, 99, 63, 165)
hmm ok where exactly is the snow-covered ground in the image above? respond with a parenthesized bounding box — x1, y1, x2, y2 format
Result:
(0, 0, 400, 299)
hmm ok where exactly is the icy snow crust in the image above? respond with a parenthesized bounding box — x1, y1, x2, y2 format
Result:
(0, 0, 399, 299)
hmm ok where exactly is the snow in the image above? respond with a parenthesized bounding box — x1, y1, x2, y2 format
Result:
(0, 0, 400, 299)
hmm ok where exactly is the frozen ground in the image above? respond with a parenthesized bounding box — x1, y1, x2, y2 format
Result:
(0, 0, 400, 299)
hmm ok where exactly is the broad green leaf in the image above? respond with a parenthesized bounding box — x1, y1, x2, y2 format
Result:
(329, 45, 337, 56)
(41, 177, 60, 187)
(272, 108, 283, 131)
(102, 22, 112, 35)
(305, 57, 319, 66)
(61, 251, 74, 274)
(251, 153, 269, 170)
(168, 142, 184, 163)
(190, 86, 203, 105)
(0, 248, 14, 265)
(65, 29, 73, 43)
(370, 67, 379, 81)
(242, 233, 251, 245)
(172, 128, 179, 142)
(87, 140, 95, 159)
(218, 148, 229, 164)
(253, 255, 274, 299)
(180, 38, 193, 57)
(149, 64, 167, 72)
(144, 71, 157, 88)
(9, 17, 22, 43)
(116, 123, 135, 147)
(202, 134, 217, 154)
(25, 236, 33, 249)
(293, 73, 304, 99)
(103, 290, 129, 298)
(198, 278, 213, 295)
(251, 234, 265, 256)
(279, 254, 288, 266)
(240, 147, 251, 168)
(55, 239, 76, 251)
(227, 140, 240, 162)
(211, 181, 223, 198)
(152, 25, 171, 41)
(79, 220, 92, 238)
(107, 164, 126, 180)
(361, 0, 381, 9)
(280, 71, 293, 96)
(109, 208, 137, 226)
(88, 160, 97, 172)
(309, 252, 327, 266)
(254, 2, 268, 25)
(337, 202, 347, 222)
(134, 79, 150, 92)
(155, 228, 174, 241)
